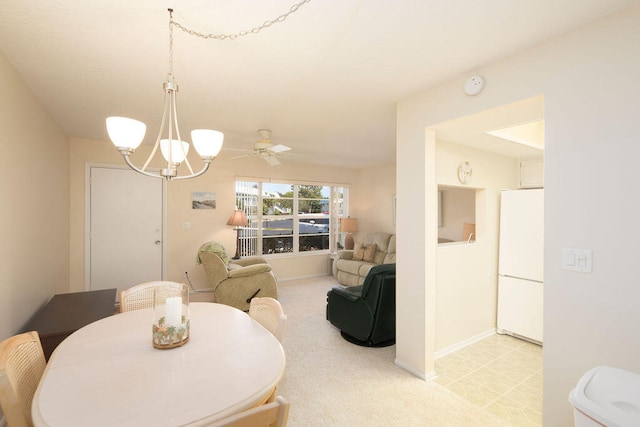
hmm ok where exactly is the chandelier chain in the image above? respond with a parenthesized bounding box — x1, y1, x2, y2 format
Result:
(168, 8, 174, 81)
(170, 0, 312, 41)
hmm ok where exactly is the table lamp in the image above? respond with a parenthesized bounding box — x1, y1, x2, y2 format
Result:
(340, 217, 358, 250)
(463, 222, 476, 243)
(227, 208, 249, 259)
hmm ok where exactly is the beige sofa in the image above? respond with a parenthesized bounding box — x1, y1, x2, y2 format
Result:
(332, 232, 396, 286)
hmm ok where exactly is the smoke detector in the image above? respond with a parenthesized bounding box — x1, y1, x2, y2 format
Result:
(464, 75, 485, 96)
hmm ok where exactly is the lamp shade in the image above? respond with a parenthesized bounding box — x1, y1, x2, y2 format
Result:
(227, 209, 248, 227)
(160, 139, 190, 163)
(463, 223, 476, 241)
(191, 129, 224, 159)
(340, 217, 358, 233)
(106, 116, 146, 150)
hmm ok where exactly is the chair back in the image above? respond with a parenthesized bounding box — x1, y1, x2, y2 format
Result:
(120, 281, 183, 313)
(198, 251, 230, 289)
(0, 331, 46, 427)
(204, 396, 290, 427)
(361, 263, 396, 300)
(249, 297, 287, 343)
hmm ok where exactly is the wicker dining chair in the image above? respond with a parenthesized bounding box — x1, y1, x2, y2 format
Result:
(120, 281, 183, 313)
(200, 396, 290, 427)
(248, 297, 287, 343)
(0, 330, 47, 427)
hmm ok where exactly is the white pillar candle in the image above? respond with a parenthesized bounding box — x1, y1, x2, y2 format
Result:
(165, 296, 182, 327)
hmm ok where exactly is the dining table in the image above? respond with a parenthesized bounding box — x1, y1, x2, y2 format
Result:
(31, 302, 286, 427)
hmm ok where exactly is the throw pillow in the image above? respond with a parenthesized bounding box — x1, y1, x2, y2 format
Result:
(363, 243, 377, 263)
(353, 244, 365, 261)
(352, 243, 377, 262)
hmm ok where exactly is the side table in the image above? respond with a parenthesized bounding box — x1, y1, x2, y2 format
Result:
(21, 288, 117, 360)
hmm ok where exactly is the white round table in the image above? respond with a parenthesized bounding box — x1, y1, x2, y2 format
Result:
(32, 303, 285, 427)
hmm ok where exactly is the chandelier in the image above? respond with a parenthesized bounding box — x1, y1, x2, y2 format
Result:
(106, 2, 311, 180)
(106, 9, 223, 180)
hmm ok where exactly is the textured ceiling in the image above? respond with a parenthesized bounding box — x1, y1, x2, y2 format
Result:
(0, 0, 635, 168)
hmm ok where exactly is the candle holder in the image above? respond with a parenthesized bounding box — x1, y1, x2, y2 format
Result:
(152, 283, 190, 349)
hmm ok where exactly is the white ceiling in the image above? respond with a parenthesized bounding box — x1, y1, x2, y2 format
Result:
(0, 0, 635, 168)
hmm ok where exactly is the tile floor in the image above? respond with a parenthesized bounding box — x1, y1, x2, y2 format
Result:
(435, 334, 543, 426)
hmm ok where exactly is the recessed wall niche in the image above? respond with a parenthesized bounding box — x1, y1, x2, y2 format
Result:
(438, 186, 476, 244)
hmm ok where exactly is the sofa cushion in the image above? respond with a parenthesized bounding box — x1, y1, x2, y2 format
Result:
(383, 235, 396, 264)
(336, 259, 365, 275)
(363, 232, 392, 264)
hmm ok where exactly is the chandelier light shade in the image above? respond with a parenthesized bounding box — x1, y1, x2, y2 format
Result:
(227, 209, 249, 259)
(105, 117, 147, 151)
(105, 9, 223, 181)
(160, 139, 190, 164)
(340, 217, 358, 250)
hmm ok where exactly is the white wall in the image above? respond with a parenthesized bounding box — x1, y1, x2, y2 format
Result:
(396, 6, 640, 425)
(435, 141, 517, 352)
(0, 51, 69, 340)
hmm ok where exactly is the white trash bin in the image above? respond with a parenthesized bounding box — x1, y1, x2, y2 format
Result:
(569, 366, 640, 426)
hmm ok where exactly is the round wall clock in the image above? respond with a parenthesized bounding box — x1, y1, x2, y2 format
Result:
(458, 162, 472, 184)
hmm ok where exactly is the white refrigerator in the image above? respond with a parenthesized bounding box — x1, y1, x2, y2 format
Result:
(497, 188, 544, 343)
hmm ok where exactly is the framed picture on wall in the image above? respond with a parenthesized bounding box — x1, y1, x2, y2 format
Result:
(192, 192, 216, 209)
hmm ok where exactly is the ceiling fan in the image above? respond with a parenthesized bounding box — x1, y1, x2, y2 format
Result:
(232, 129, 292, 166)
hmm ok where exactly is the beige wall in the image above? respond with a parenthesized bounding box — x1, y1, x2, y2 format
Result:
(69, 137, 371, 290)
(350, 161, 396, 241)
(0, 51, 69, 339)
(397, 6, 640, 425)
(435, 141, 518, 352)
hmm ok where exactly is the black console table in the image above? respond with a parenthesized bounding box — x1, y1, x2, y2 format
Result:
(21, 288, 117, 360)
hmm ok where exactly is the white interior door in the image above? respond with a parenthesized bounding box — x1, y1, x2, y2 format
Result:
(88, 166, 164, 295)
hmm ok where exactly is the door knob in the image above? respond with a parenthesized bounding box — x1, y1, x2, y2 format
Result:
(155, 240, 161, 245)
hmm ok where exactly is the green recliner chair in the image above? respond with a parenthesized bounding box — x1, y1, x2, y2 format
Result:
(326, 263, 396, 347)
(196, 242, 278, 312)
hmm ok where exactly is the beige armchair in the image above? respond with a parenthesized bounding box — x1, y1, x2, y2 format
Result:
(196, 242, 278, 311)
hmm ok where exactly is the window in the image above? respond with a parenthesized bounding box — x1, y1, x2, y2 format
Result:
(235, 180, 349, 256)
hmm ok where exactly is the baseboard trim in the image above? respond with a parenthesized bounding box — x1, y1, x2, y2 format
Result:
(434, 328, 496, 359)
(394, 358, 437, 381)
(278, 273, 332, 283)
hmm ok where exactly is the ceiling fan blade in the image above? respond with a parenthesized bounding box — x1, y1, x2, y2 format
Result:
(270, 144, 291, 153)
(264, 156, 281, 166)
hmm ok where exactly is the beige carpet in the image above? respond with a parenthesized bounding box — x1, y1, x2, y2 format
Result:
(276, 275, 510, 426)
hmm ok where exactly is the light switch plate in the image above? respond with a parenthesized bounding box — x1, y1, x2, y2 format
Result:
(562, 248, 592, 273)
